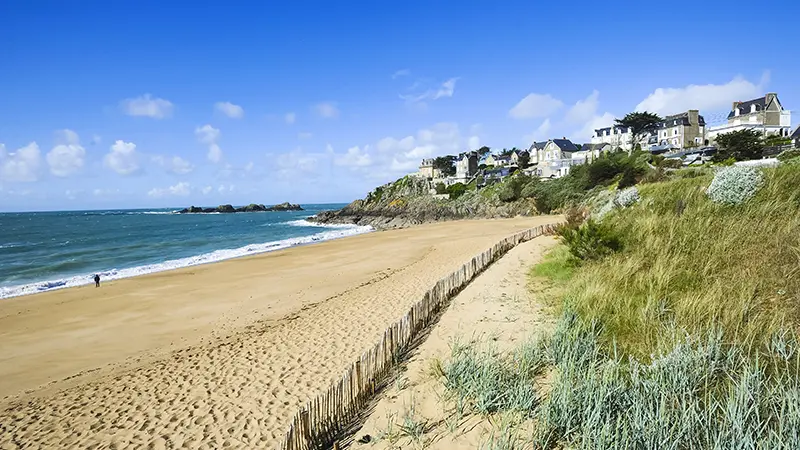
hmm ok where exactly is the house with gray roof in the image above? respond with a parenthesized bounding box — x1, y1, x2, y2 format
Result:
(652, 110, 706, 149)
(708, 93, 792, 142)
(792, 125, 800, 148)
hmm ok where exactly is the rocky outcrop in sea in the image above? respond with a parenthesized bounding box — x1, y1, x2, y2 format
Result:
(178, 202, 303, 214)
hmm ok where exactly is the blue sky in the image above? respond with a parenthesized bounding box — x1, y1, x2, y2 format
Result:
(1, 0, 797, 211)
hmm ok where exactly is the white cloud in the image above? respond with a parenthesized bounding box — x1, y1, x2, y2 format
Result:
(147, 182, 191, 198)
(65, 189, 84, 200)
(244, 161, 254, 172)
(285, 112, 296, 124)
(314, 102, 340, 119)
(217, 184, 235, 194)
(202, 185, 213, 195)
(93, 188, 119, 197)
(195, 124, 223, 163)
(215, 101, 244, 119)
(298, 132, 313, 140)
(524, 119, 552, 143)
(574, 112, 617, 142)
(0, 142, 42, 182)
(335, 146, 373, 168)
(90, 134, 102, 145)
(509, 93, 564, 119)
(121, 94, 174, 119)
(400, 77, 459, 104)
(153, 155, 194, 174)
(276, 149, 318, 178)
(104, 140, 140, 175)
(565, 90, 600, 124)
(339, 122, 480, 180)
(635, 72, 769, 115)
(47, 129, 85, 177)
(392, 69, 411, 79)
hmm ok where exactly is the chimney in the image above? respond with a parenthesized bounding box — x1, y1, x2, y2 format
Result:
(688, 109, 699, 125)
(732, 101, 740, 111)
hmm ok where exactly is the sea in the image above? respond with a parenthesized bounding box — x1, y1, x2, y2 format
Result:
(0, 204, 371, 299)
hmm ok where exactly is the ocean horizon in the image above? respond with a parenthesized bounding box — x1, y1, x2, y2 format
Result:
(0, 203, 370, 299)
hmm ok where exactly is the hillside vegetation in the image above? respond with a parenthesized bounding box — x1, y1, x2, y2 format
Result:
(429, 161, 800, 448)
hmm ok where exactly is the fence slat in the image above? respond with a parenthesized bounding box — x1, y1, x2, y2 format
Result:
(277, 223, 558, 449)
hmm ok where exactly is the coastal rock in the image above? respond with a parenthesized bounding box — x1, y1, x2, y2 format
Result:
(267, 202, 303, 211)
(176, 202, 304, 214)
(309, 175, 537, 230)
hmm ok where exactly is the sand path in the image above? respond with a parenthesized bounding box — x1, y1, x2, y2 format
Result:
(348, 235, 559, 449)
(0, 217, 558, 449)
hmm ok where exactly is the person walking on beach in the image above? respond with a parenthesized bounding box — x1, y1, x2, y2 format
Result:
(94, 274, 101, 288)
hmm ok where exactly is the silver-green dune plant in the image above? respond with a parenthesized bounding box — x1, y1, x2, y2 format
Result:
(613, 186, 640, 208)
(706, 166, 764, 205)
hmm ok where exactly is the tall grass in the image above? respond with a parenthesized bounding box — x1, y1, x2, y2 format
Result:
(567, 164, 800, 359)
(435, 164, 800, 448)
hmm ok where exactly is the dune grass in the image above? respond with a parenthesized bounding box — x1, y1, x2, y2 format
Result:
(434, 164, 800, 448)
(562, 164, 800, 360)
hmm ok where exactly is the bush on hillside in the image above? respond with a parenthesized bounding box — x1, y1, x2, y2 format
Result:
(435, 182, 446, 195)
(520, 179, 540, 199)
(558, 219, 622, 262)
(446, 182, 467, 200)
(614, 186, 640, 208)
(777, 149, 800, 161)
(706, 166, 764, 205)
(498, 174, 533, 202)
(617, 166, 637, 189)
(661, 158, 683, 169)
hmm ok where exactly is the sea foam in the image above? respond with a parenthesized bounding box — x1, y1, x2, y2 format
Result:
(0, 223, 372, 299)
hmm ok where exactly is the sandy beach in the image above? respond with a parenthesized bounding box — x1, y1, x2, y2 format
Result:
(0, 216, 558, 449)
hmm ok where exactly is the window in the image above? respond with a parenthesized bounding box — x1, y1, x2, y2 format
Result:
(674, 129, 678, 136)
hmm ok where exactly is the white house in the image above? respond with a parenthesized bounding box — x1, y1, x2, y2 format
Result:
(534, 139, 579, 178)
(707, 93, 792, 142)
(455, 152, 478, 182)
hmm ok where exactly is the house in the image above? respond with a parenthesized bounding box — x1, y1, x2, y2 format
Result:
(536, 138, 579, 178)
(591, 125, 642, 151)
(707, 93, 793, 142)
(510, 150, 529, 166)
(484, 154, 511, 167)
(652, 110, 706, 149)
(455, 151, 478, 181)
(417, 158, 441, 179)
(792, 125, 800, 148)
(527, 142, 547, 163)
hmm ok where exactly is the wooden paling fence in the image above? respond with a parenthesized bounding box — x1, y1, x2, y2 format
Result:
(279, 223, 559, 450)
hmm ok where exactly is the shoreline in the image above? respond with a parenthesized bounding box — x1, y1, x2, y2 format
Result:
(0, 219, 372, 300)
(0, 216, 560, 447)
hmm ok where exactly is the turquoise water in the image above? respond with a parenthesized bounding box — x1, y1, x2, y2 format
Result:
(0, 204, 369, 298)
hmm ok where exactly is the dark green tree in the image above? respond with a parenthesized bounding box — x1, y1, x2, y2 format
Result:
(615, 112, 662, 151)
(712, 129, 765, 162)
(476, 146, 492, 158)
(517, 151, 530, 169)
(432, 155, 457, 176)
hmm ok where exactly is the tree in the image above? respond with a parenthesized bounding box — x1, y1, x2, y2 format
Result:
(713, 129, 765, 162)
(517, 152, 530, 169)
(476, 146, 492, 158)
(615, 112, 662, 152)
(446, 182, 466, 200)
(434, 182, 446, 195)
(432, 155, 457, 177)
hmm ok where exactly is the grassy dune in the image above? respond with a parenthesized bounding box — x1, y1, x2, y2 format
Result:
(434, 163, 800, 448)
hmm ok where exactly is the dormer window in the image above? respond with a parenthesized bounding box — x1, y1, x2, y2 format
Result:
(735, 108, 740, 116)
(751, 104, 757, 113)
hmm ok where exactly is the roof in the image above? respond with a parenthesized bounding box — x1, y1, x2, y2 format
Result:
(727, 94, 782, 119)
(528, 141, 547, 152)
(659, 111, 706, 128)
(551, 139, 579, 152)
(792, 125, 800, 140)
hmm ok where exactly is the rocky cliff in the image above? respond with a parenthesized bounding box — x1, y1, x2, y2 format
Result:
(178, 202, 303, 214)
(311, 176, 538, 229)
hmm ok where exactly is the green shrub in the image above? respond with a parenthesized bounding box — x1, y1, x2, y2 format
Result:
(558, 219, 622, 262)
(435, 182, 446, 195)
(617, 166, 637, 189)
(446, 182, 467, 200)
(777, 149, 800, 161)
(520, 180, 539, 199)
(661, 158, 683, 169)
(706, 166, 764, 205)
